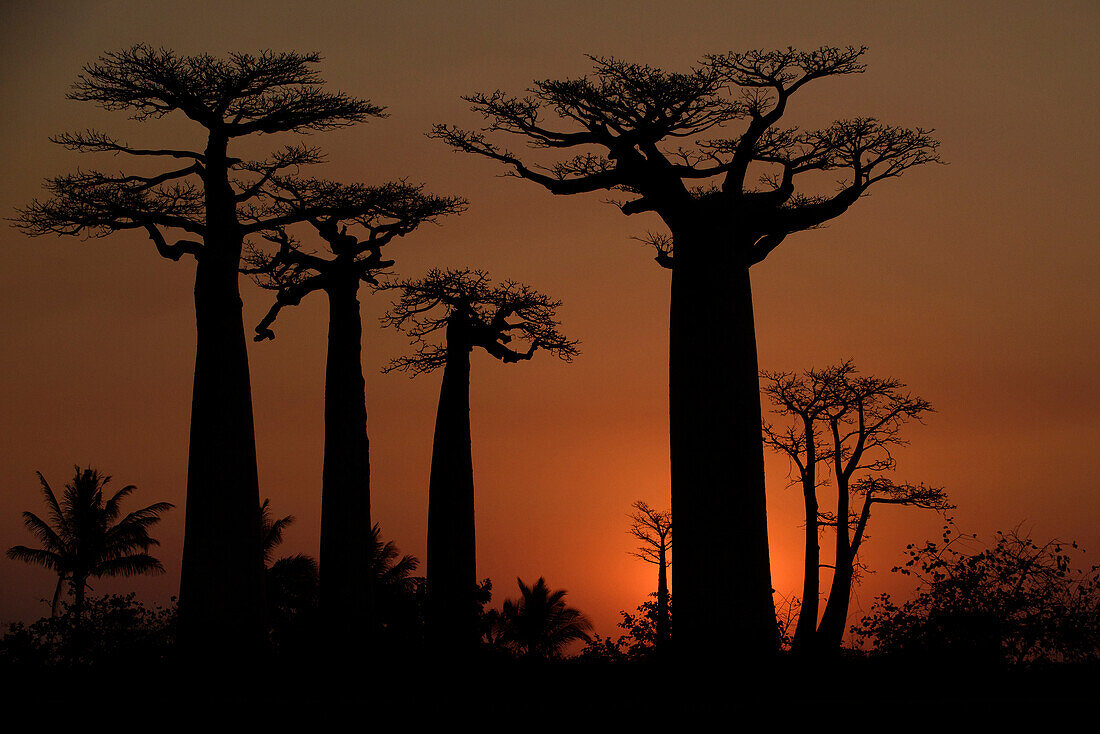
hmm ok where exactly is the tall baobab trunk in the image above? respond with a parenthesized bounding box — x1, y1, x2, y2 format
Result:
(656, 543, 670, 654)
(817, 475, 853, 652)
(177, 134, 266, 659)
(320, 276, 374, 647)
(426, 321, 478, 654)
(669, 224, 776, 661)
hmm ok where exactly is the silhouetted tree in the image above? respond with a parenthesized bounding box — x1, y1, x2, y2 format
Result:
(7, 467, 171, 618)
(433, 47, 940, 658)
(627, 501, 672, 656)
(763, 362, 948, 652)
(0, 593, 176, 670)
(245, 178, 463, 649)
(498, 577, 593, 660)
(382, 269, 577, 654)
(13, 46, 381, 657)
(855, 526, 1100, 664)
(761, 363, 845, 651)
(258, 499, 317, 648)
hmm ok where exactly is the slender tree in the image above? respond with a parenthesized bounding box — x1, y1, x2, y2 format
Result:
(626, 500, 673, 656)
(382, 269, 578, 654)
(7, 467, 172, 617)
(499, 577, 593, 660)
(762, 362, 949, 652)
(760, 364, 840, 651)
(432, 47, 940, 658)
(246, 177, 463, 649)
(14, 46, 381, 656)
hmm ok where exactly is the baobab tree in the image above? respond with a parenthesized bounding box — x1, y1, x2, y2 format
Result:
(14, 46, 381, 656)
(762, 362, 951, 653)
(382, 269, 578, 654)
(432, 47, 941, 658)
(761, 363, 842, 651)
(627, 500, 673, 656)
(816, 368, 948, 651)
(245, 177, 464, 649)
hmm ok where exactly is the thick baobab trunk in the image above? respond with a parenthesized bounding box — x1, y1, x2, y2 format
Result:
(320, 278, 374, 647)
(426, 325, 478, 655)
(656, 544, 670, 654)
(177, 135, 266, 660)
(669, 225, 776, 662)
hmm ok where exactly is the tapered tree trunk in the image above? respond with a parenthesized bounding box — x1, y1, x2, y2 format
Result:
(817, 477, 853, 651)
(793, 489, 820, 652)
(656, 544, 670, 656)
(793, 426, 820, 653)
(50, 575, 64, 617)
(669, 225, 776, 662)
(72, 575, 86, 618)
(177, 135, 266, 660)
(320, 277, 374, 648)
(426, 323, 478, 655)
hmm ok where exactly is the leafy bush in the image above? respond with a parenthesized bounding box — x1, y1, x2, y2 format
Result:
(855, 526, 1100, 664)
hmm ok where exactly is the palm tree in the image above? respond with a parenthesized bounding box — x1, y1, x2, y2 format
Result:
(259, 499, 319, 635)
(7, 466, 172, 617)
(499, 577, 593, 660)
(259, 499, 420, 642)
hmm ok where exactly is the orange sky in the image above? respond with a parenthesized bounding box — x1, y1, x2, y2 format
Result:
(1, 1, 1097, 642)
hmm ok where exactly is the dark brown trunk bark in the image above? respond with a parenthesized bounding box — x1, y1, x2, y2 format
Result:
(669, 225, 776, 662)
(426, 322, 478, 655)
(176, 134, 266, 660)
(319, 277, 374, 648)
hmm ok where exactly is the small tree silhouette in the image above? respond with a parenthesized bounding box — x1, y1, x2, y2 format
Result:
(7, 467, 172, 617)
(245, 177, 463, 649)
(382, 269, 578, 653)
(13, 46, 381, 656)
(433, 47, 940, 658)
(626, 501, 672, 656)
(499, 577, 593, 660)
(761, 362, 951, 653)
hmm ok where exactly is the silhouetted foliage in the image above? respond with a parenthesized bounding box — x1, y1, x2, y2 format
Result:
(856, 526, 1100, 665)
(382, 269, 577, 654)
(495, 577, 593, 660)
(6, 467, 171, 618)
(761, 362, 950, 653)
(382, 268, 579, 374)
(12, 45, 382, 657)
(577, 597, 674, 663)
(434, 47, 940, 659)
(626, 501, 672, 655)
(257, 499, 318, 652)
(0, 593, 175, 670)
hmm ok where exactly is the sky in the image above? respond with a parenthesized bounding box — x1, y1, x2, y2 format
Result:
(0, 1, 1097, 643)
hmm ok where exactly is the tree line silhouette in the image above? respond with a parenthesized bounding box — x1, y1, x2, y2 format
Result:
(5, 44, 1097, 676)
